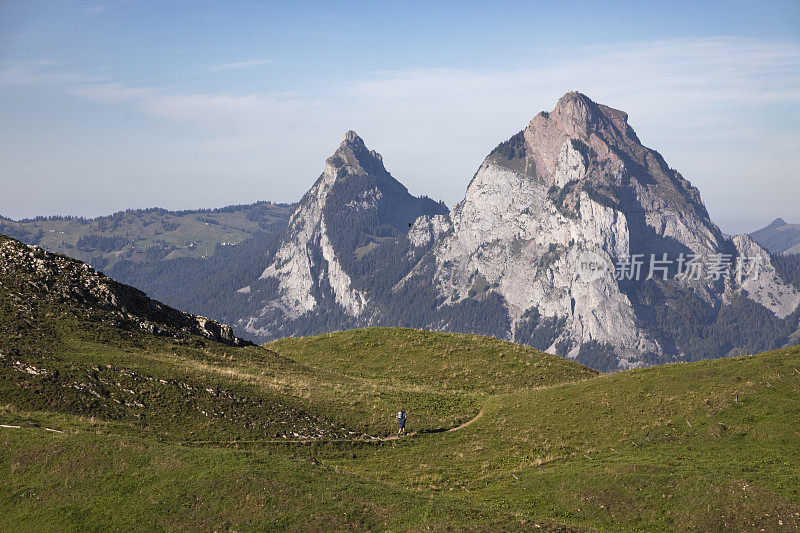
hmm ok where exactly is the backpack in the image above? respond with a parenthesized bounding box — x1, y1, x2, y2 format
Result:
(397, 411, 404, 420)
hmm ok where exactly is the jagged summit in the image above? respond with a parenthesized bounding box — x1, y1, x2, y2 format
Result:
(485, 91, 705, 225)
(328, 130, 387, 178)
(552, 91, 626, 120)
(244, 130, 447, 335)
(231, 94, 798, 371)
(532, 91, 638, 146)
(432, 92, 799, 367)
(551, 91, 601, 120)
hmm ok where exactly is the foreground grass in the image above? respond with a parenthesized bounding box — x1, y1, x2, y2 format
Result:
(1, 406, 583, 531)
(311, 345, 800, 531)
(2, 303, 799, 530)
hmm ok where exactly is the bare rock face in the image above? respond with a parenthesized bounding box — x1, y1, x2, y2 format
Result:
(420, 92, 797, 368)
(731, 234, 800, 318)
(408, 214, 451, 248)
(554, 139, 587, 188)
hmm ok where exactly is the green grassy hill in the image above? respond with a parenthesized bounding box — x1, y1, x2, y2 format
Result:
(1, 235, 799, 530)
(268, 327, 598, 395)
(0, 202, 293, 267)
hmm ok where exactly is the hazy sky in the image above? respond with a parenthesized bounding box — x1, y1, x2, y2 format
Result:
(1, 1, 798, 234)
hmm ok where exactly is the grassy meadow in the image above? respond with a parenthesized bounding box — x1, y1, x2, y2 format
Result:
(2, 316, 800, 530)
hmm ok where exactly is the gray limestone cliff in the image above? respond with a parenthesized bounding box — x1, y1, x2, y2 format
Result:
(416, 92, 799, 367)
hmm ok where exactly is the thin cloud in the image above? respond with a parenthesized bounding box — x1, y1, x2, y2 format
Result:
(67, 81, 309, 131)
(66, 82, 157, 104)
(2, 36, 798, 232)
(86, 0, 139, 15)
(0, 62, 99, 87)
(15, 37, 800, 138)
(204, 59, 274, 72)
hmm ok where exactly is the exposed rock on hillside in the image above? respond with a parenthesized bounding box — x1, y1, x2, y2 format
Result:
(0, 235, 251, 346)
(413, 93, 800, 368)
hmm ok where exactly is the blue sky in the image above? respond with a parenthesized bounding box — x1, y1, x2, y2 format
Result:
(1, 1, 799, 233)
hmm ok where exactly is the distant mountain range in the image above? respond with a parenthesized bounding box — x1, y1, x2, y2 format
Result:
(0, 201, 294, 269)
(750, 218, 800, 255)
(0, 202, 294, 315)
(3, 92, 799, 371)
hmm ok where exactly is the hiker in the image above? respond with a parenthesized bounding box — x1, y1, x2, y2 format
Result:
(396, 408, 407, 436)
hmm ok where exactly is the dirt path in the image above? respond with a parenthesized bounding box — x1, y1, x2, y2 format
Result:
(447, 409, 483, 432)
(3, 409, 485, 445)
(1, 424, 63, 433)
(376, 408, 484, 441)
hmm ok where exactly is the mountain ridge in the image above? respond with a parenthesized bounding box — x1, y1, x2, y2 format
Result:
(238, 130, 448, 338)
(750, 218, 800, 255)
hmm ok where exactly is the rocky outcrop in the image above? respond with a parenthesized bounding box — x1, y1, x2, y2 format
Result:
(731, 234, 800, 318)
(0, 234, 252, 346)
(408, 215, 451, 248)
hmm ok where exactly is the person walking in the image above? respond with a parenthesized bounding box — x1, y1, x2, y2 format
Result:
(396, 408, 407, 437)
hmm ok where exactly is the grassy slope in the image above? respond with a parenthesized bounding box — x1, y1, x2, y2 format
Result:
(316, 346, 800, 531)
(1, 243, 594, 438)
(0, 309, 495, 439)
(268, 327, 598, 395)
(2, 316, 799, 530)
(1, 311, 595, 529)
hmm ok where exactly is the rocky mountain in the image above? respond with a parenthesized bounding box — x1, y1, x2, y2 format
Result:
(0, 234, 251, 346)
(237, 130, 448, 338)
(416, 92, 799, 368)
(234, 93, 800, 370)
(750, 218, 800, 255)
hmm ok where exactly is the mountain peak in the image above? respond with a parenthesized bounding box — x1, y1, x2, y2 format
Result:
(555, 90, 595, 109)
(342, 129, 364, 145)
(550, 91, 629, 132)
(521, 91, 637, 149)
(552, 91, 598, 120)
(327, 130, 386, 177)
(769, 217, 788, 228)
